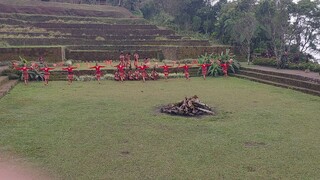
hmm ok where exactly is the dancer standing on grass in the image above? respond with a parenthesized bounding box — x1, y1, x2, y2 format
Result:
(220, 61, 229, 77)
(62, 64, 77, 85)
(119, 51, 125, 65)
(114, 63, 125, 82)
(16, 63, 31, 85)
(199, 63, 211, 80)
(138, 63, 149, 82)
(133, 51, 139, 68)
(40, 64, 55, 85)
(150, 66, 159, 80)
(127, 65, 134, 80)
(125, 52, 131, 68)
(134, 67, 140, 80)
(179, 63, 190, 80)
(90, 63, 105, 84)
(160, 64, 172, 81)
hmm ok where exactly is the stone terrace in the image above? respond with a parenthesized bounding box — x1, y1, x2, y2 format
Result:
(0, 2, 230, 62)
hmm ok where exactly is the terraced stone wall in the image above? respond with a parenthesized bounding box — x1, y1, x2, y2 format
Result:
(66, 50, 163, 61)
(0, 47, 63, 62)
(162, 46, 233, 60)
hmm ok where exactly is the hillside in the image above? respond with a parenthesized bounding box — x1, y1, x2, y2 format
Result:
(0, 1, 230, 62)
(0, 0, 133, 18)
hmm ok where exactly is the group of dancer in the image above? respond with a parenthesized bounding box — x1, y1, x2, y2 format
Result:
(15, 52, 232, 85)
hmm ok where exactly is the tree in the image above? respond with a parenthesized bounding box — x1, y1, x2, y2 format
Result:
(215, 0, 257, 64)
(289, 0, 320, 61)
(256, 0, 292, 66)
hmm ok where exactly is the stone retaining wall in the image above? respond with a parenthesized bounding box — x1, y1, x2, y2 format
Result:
(0, 47, 63, 62)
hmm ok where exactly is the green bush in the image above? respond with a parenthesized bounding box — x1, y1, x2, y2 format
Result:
(253, 57, 320, 73)
(252, 58, 277, 67)
(1, 69, 21, 76)
(8, 73, 20, 80)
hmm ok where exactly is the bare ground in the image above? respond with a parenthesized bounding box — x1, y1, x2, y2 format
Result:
(0, 152, 53, 180)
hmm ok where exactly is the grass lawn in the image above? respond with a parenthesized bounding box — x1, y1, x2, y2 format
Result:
(0, 77, 319, 179)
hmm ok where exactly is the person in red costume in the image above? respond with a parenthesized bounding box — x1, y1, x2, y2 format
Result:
(40, 64, 55, 86)
(62, 64, 77, 85)
(125, 52, 131, 68)
(179, 63, 190, 80)
(114, 70, 120, 81)
(134, 67, 140, 80)
(198, 63, 211, 80)
(137, 63, 149, 82)
(127, 65, 134, 80)
(90, 63, 105, 84)
(160, 64, 172, 81)
(133, 51, 139, 68)
(16, 63, 31, 85)
(220, 61, 229, 77)
(114, 63, 125, 82)
(150, 66, 159, 80)
(119, 51, 125, 65)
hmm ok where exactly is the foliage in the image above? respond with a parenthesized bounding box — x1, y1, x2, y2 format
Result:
(197, 48, 240, 76)
(253, 57, 320, 73)
(15, 56, 45, 81)
(252, 57, 278, 67)
(1, 69, 21, 77)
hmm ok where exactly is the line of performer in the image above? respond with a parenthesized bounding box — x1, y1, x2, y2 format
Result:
(14, 52, 232, 85)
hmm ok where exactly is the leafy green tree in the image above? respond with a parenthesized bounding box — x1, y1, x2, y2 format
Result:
(289, 0, 320, 60)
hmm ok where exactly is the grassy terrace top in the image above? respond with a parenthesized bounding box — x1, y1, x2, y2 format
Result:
(0, 13, 147, 25)
(0, 0, 134, 18)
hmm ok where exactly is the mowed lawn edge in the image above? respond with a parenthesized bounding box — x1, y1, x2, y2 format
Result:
(0, 77, 319, 179)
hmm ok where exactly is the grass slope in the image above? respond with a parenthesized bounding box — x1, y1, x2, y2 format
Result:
(0, 77, 319, 179)
(0, 0, 133, 18)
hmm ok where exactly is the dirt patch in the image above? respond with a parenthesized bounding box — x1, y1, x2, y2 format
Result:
(0, 152, 53, 180)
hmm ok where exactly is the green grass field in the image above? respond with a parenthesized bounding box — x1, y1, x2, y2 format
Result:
(0, 77, 319, 179)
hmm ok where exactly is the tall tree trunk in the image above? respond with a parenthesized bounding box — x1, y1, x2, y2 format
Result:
(247, 45, 251, 65)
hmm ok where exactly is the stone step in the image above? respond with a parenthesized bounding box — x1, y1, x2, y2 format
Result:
(0, 14, 148, 24)
(0, 76, 9, 87)
(239, 70, 320, 91)
(0, 79, 19, 99)
(3, 38, 210, 46)
(233, 74, 320, 96)
(241, 67, 320, 84)
(33, 23, 158, 30)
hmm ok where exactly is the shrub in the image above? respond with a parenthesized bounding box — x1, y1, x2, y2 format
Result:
(253, 57, 320, 73)
(1, 69, 21, 76)
(252, 58, 277, 67)
(8, 73, 20, 80)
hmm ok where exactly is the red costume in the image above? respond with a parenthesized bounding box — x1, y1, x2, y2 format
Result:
(127, 69, 134, 80)
(160, 65, 172, 77)
(151, 69, 159, 80)
(133, 52, 139, 67)
(179, 65, 190, 79)
(40, 67, 55, 80)
(90, 65, 105, 78)
(62, 66, 77, 80)
(134, 69, 140, 80)
(16, 66, 31, 80)
(119, 53, 125, 64)
(125, 53, 131, 67)
(199, 64, 211, 76)
(138, 65, 149, 79)
(114, 64, 125, 79)
(220, 63, 229, 76)
(114, 71, 120, 81)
